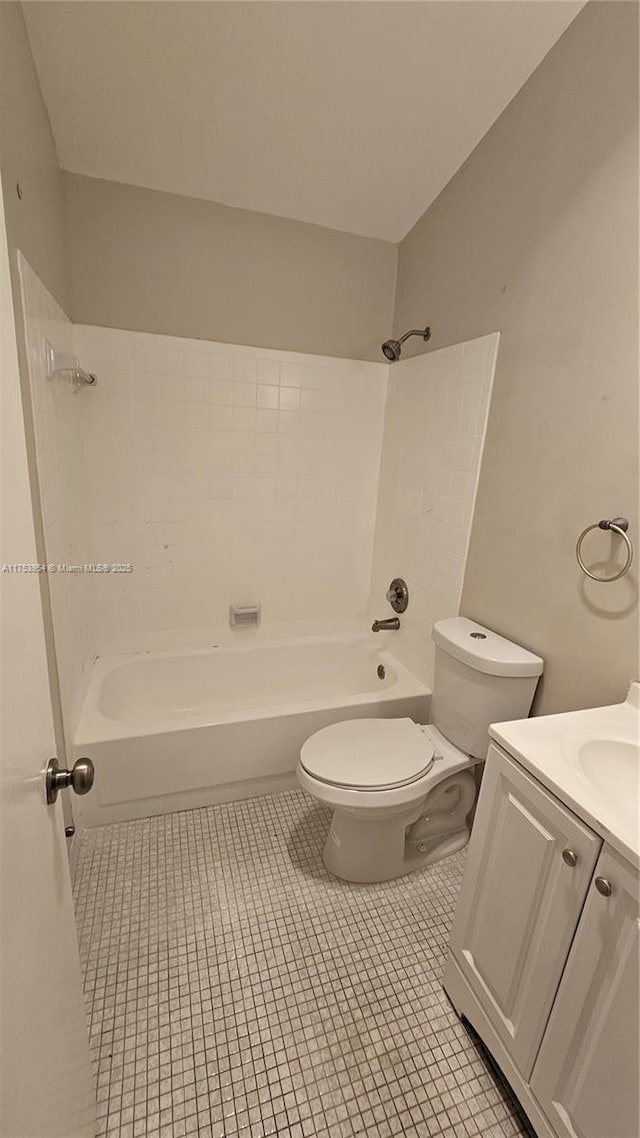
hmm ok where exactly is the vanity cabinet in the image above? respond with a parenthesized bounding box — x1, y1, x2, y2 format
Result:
(444, 740, 640, 1138)
(530, 843, 639, 1138)
(448, 743, 602, 1078)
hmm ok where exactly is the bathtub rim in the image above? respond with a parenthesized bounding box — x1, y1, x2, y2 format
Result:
(75, 634, 430, 746)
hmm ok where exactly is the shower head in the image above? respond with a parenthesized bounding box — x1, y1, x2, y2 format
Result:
(382, 339, 402, 362)
(381, 326, 431, 362)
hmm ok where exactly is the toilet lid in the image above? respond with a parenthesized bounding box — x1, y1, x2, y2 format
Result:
(300, 718, 435, 790)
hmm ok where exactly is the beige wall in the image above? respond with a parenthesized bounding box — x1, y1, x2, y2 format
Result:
(394, 1, 639, 714)
(0, 2, 69, 310)
(64, 173, 397, 362)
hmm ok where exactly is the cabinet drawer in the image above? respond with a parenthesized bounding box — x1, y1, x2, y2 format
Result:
(449, 743, 602, 1079)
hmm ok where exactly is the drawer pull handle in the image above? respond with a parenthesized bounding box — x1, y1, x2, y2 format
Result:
(562, 849, 578, 867)
(595, 876, 612, 897)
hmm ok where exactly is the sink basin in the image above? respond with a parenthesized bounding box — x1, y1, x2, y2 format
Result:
(578, 739, 640, 826)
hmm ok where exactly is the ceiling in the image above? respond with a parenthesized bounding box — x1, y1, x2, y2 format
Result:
(24, 1, 584, 243)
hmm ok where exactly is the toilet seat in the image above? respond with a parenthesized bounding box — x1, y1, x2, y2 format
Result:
(297, 718, 474, 811)
(300, 717, 435, 790)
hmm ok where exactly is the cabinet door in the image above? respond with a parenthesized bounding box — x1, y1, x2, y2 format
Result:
(449, 744, 602, 1079)
(531, 845, 639, 1138)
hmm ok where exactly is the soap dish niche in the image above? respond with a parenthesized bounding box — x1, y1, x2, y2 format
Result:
(230, 604, 261, 629)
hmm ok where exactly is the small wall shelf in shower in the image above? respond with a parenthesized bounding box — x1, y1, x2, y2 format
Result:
(45, 341, 98, 391)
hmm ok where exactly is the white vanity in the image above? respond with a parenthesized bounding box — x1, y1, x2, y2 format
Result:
(444, 683, 640, 1138)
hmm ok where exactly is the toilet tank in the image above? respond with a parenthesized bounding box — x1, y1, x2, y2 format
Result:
(430, 617, 544, 759)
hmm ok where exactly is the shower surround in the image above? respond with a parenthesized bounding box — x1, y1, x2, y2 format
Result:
(19, 255, 497, 816)
(74, 324, 388, 655)
(369, 333, 499, 684)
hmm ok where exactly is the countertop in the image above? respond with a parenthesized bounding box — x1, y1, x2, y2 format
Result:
(490, 683, 640, 868)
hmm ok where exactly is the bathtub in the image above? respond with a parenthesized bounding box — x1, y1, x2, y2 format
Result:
(74, 635, 430, 826)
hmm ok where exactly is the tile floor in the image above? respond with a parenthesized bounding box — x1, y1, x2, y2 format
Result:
(73, 790, 533, 1138)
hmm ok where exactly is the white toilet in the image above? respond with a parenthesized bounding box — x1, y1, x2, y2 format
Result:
(297, 617, 543, 882)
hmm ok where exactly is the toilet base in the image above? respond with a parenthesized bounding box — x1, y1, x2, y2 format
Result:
(322, 770, 476, 883)
(404, 826, 470, 871)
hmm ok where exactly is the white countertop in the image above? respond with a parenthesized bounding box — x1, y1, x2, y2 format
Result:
(490, 682, 640, 868)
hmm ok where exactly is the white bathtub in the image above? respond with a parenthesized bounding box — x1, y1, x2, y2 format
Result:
(74, 635, 430, 826)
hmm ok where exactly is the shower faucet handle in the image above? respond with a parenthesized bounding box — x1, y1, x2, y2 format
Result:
(385, 578, 409, 614)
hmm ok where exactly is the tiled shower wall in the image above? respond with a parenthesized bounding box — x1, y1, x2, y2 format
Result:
(20, 255, 498, 739)
(18, 255, 96, 746)
(72, 325, 388, 655)
(368, 335, 499, 685)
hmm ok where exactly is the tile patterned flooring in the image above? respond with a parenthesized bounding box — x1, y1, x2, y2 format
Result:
(73, 790, 533, 1138)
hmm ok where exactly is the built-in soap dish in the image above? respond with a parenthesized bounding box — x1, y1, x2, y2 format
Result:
(229, 603, 261, 629)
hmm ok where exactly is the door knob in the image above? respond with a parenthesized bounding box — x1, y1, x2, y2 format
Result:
(594, 876, 613, 897)
(562, 848, 578, 867)
(45, 757, 94, 805)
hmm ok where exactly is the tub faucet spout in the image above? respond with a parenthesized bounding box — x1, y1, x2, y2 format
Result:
(371, 617, 400, 632)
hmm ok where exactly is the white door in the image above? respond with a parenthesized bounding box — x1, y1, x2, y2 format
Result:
(0, 180, 95, 1136)
(531, 844, 640, 1138)
(449, 743, 602, 1079)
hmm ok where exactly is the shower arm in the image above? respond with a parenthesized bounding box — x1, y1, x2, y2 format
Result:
(381, 324, 431, 362)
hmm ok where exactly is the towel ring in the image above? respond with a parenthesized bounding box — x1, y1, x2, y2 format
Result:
(576, 517, 633, 582)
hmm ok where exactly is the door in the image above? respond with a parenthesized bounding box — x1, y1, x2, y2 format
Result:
(449, 743, 601, 1079)
(531, 844, 639, 1138)
(0, 179, 95, 1136)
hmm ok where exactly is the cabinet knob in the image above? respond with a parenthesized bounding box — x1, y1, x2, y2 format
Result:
(595, 876, 613, 897)
(562, 848, 578, 867)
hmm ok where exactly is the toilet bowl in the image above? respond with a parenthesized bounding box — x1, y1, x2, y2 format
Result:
(297, 717, 477, 883)
(297, 616, 544, 883)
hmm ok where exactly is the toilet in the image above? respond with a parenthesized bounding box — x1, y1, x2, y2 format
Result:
(297, 617, 543, 882)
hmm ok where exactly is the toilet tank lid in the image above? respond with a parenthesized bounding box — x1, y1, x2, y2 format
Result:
(432, 617, 544, 678)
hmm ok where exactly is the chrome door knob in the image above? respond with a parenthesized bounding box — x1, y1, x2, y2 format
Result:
(595, 876, 613, 897)
(562, 849, 578, 867)
(45, 757, 94, 805)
